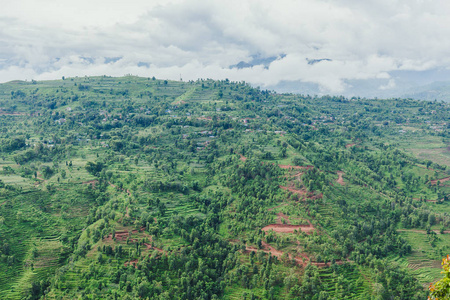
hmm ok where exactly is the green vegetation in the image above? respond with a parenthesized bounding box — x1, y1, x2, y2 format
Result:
(0, 75, 448, 299)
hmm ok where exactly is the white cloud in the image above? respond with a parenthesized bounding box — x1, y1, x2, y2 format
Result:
(1, 0, 450, 94)
(379, 79, 396, 90)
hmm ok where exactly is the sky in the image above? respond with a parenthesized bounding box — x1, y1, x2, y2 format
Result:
(2, 0, 450, 96)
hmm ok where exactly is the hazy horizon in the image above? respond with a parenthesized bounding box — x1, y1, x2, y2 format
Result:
(2, 0, 450, 99)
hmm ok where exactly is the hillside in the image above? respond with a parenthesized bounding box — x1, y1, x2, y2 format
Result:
(0, 75, 449, 299)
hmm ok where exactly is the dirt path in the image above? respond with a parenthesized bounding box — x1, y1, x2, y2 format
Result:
(245, 241, 285, 259)
(124, 259, 139, 267)
(279, 185, 323, 200)
(278, 165, 314, 170)
(262, 224, 314, 234)
(397, 229, 450, 234)
(245, 241, 344, 268)
(336, 171, 345, 186)
(276, 212, 290, 224)
(82, 180, 98, 187)
(108, 181, 131, 195)
(143, 243, 164, 252)
(430, 176, 450, 185)
(105, 227, 146, 242)
(35, 171, 45, 181)
(280, 185, 307, 195)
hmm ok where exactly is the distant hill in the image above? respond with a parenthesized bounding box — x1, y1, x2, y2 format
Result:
(0, 76, 448, 299)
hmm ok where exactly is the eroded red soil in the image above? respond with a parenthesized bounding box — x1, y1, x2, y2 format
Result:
(430, 176, 450, 185)
(279, 185, 323, 200)
(244, 241, 343, 268)
(124, 259, 139, 267)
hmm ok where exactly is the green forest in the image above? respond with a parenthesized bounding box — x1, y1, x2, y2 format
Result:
(0, 75, 449, 299)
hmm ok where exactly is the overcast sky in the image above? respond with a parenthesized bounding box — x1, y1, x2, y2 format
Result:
(1, 0, 450, 94)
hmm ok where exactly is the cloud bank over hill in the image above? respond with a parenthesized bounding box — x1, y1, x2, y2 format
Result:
(2, 0, 450, 97)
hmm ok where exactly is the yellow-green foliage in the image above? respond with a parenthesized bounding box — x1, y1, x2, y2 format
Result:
(429, 255, 450, 300)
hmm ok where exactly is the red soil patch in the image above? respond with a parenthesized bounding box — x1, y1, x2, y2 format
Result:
(262, 224, 314, 234)
(245, 241, 284, 259)
(279, 185, 323, 200)
(143, 243, 164, 252)
(336, 171, 345, 186)
(124, 259, 139, 267)
(240, 154, 247, 162)
(244, 241, 342, 268)
(82, 180, 98, 186)
(345, 143, 356, 148)
(276, 212, 290, 224)
(430, 176, 450, 185)
(280, 185, 306, 195)
(278, 165, 314, 170)
(105, 228, 145, 242)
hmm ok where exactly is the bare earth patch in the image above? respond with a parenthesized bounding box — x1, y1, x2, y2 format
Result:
(336, 171, 345, 186)
(262, 224, 314, 234)
(276, 212, 290, 224)
(244, 241, 345, 268)
(279, 185, 323, 200)
(82, 180, 98, 187)
(430, 176, 450, 185)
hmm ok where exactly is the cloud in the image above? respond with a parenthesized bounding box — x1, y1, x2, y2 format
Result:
(1, 0, 450, 94)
